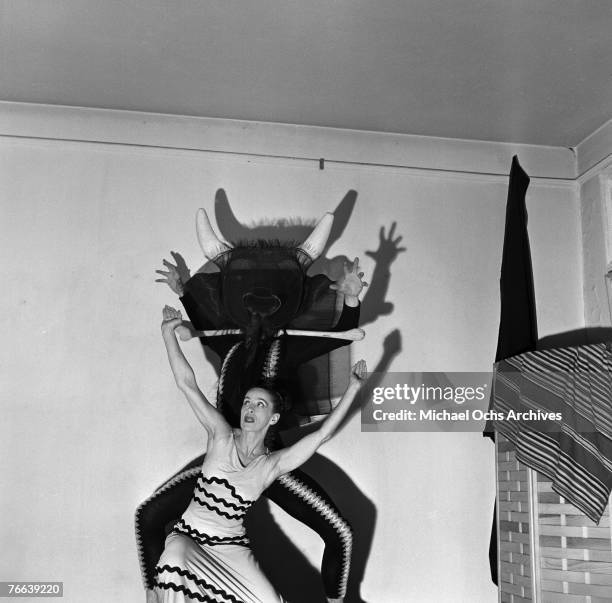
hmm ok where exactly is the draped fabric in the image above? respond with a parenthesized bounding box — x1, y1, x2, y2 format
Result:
(485, 155, 537, 439)
(486, 155, 538, 585)
(490, 343, 612, 523)
(494, 156, 538, 363)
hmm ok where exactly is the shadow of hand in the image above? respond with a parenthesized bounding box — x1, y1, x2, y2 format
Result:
(382, 329, 402, 357)
(360, 223, 405, 325)
(364, 222, 406, 266)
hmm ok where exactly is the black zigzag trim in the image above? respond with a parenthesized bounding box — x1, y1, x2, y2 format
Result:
(156, 466, 203, 494)
(195, 479, 251, 512)
(202, 476, 252, 505)
(174, 520, 250, 547)
(193, 492, 247, 520)
(155, 565, 243, 603)
(154, 581, 237, 603)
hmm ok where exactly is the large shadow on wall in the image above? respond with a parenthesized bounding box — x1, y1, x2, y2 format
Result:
(168, 190, 406, 601)
(184, 188, 406, 386)
(222, 188, 405, 414)
(178, 188, 360, 375)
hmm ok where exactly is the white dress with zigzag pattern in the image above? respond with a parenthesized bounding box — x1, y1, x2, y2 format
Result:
(154, 431, 284, 603)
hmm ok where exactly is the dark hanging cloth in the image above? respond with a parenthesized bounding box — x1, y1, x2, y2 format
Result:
(494, 156, 538, 364)
(486, 156, 538, 585)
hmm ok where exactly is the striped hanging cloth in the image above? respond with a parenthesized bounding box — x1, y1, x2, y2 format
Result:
(490, 342, 612, 522)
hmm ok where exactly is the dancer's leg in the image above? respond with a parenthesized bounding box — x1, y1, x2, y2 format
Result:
(264, 469, 352, 601)
(135, 466, 202, 589)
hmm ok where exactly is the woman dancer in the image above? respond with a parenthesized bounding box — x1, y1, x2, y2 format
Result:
(154, 306, 367, 602)
(139, 248, 364, 602)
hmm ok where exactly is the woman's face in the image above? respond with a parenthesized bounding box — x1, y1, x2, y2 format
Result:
(240, 387, 279, 432)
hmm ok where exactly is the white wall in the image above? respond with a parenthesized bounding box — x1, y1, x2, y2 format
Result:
(577, 118, 612, 327)
(0, 104, 583, 602)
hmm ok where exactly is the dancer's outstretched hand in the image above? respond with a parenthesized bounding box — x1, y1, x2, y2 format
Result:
(155, 252, 189, 296)
(349, 359, 368, 385)
(161, 305, 183, 332)
(329, 256, 368, 297)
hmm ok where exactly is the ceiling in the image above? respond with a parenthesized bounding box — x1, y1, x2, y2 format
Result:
(1, 0, 611, 147)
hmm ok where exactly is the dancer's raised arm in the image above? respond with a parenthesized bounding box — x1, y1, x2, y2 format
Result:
(161, 305, 228, 435)
(270, 360, 367, 477)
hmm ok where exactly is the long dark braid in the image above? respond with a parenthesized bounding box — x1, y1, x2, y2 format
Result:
(259, 338, 288, 451)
